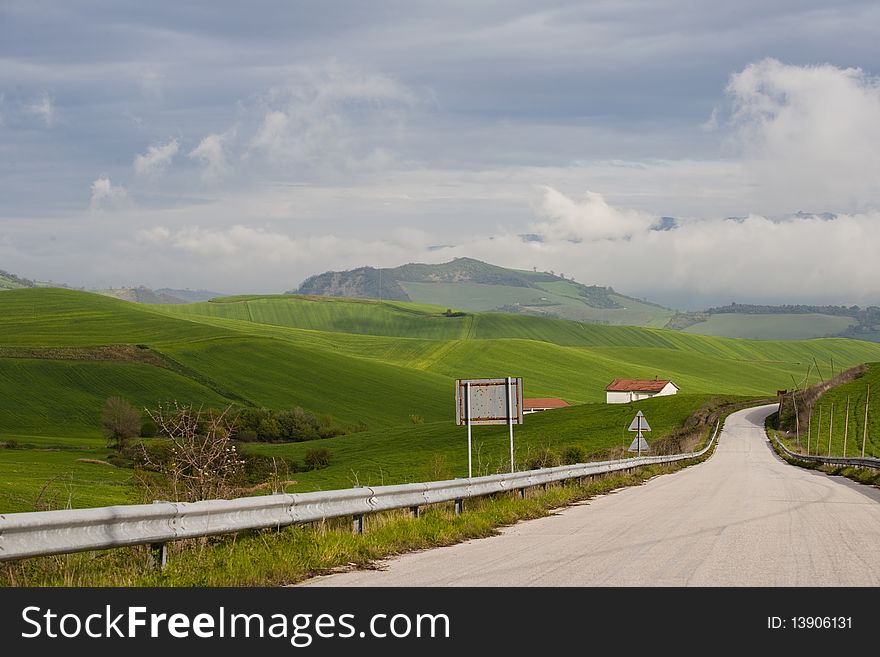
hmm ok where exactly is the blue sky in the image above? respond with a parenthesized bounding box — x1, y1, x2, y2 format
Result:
(2, 1, 880, 308)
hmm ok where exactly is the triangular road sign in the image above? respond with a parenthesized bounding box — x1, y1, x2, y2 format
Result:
(628, 410, 651, 432)
(628, 434, 651, 452)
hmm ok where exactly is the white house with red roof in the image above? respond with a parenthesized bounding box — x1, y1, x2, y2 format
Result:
(605, 378, 679, 404)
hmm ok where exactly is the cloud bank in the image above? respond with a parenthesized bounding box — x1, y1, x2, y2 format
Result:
(726, 58, 880, 212)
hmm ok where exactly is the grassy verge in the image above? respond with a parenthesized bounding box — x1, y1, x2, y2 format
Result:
(1, 404, 737, 587)
(0, 463, 696, 587)
(765, 414, 880, 488)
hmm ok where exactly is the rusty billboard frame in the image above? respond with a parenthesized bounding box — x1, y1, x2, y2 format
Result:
(455, 377, 523, 477)
(455, 377, 523, 426)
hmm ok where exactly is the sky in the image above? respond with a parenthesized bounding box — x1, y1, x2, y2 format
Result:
(2, 1, 880, 309)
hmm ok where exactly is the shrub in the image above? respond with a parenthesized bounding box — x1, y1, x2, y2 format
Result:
(303, 447, 331, 471)
(236, 428, 258, 442)
(409, 414, 424, 425)
(257, 417, 282, 441)
(140, 418, 158, 438)
(139, 403, 245, 502)
(561, 445, 586, 465)
(524, 447, 561, 470)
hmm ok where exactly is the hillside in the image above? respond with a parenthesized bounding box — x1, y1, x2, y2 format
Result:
(0, 269, 36, 290)
(292, 257, 674, 326)
(668, 302, 880, 341)
(776, 362, 880, 458)
(5, 287, 880, 511)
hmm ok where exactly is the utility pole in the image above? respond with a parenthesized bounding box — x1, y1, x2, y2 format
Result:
(828, 403, 834, 457)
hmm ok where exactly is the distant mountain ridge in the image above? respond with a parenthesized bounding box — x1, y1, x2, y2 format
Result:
(0, 269, 36, 290)
(95, 286, 189, 304)
(291, 257, 672, 325)
(156, 288, 225, 303)
(294, 258, 617, 305)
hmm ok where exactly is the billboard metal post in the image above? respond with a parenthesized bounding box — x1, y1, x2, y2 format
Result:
(466, 381, 472, 478)
(507, 376, 515, 473)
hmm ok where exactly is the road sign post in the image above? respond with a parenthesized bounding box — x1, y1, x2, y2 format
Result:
(627, 410, 652, 455)
(456, 377, 523, 477)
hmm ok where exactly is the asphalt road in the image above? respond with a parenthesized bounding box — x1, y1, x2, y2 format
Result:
(301, 405, 880, 586)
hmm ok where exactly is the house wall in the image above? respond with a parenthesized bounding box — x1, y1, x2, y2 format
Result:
(656, 382, 679, 397)
(606, 384, 679, 404)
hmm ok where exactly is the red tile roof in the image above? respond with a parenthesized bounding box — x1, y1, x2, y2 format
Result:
(523, 397, 570, 410)
(605, 379, 675, 392)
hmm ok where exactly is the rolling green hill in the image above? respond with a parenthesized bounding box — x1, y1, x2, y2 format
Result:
(5, 286, 880, 511)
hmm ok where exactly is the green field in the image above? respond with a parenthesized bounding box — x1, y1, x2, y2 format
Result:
(242, 393, 735, 492)
(683, 313, 856, 340)
(3, 286, 880, 512)
(788, 363, 880, 458)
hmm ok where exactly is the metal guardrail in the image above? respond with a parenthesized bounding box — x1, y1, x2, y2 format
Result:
(0, 422, 720, 563)
(771, 435, 880, 470)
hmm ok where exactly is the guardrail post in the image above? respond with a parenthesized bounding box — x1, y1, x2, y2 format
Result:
(410, 505, 420, 519)
(518, 488, 525, 499)
(454, 499, 464, 515)
(352, 514, 364, 535)
(149, 542, 167, 571)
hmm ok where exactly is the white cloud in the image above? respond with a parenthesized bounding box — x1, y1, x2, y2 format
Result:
(133, 137, 179, 177)
(726, 58, 880, 212)
(533, 187, 655, 242)
(700, 107, 718, 132)
(247, 63, 417, 170)
(188, 132, 232, 183)
(89, 175, 129, 210)
(26, 91, 56, 127)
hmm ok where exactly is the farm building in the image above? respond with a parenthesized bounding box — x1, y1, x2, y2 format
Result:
(605, 378, 679, 404)
(523, 398, 570, 414)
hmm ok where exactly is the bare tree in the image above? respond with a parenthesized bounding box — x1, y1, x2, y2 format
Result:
(101, 396, 141, 452)
(140, 402, 244, 502)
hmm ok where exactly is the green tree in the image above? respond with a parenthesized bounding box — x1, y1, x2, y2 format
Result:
(101, 396, 142, 452)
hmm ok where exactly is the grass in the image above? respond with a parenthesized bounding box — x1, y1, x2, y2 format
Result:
(0, 288, 234, 347)
(780, 363, 880, 458)
(0, 358, 233, 436)
(160, 336, 452, 427)
(0, 459, 709, 586)
(241, 394, 735, 492)
(0, 446, 135, 512)
(683, 313, 856, 340)
(766, 416, 880, 489)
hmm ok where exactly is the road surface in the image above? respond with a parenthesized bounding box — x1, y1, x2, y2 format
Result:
(301, 405, 880, 586)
